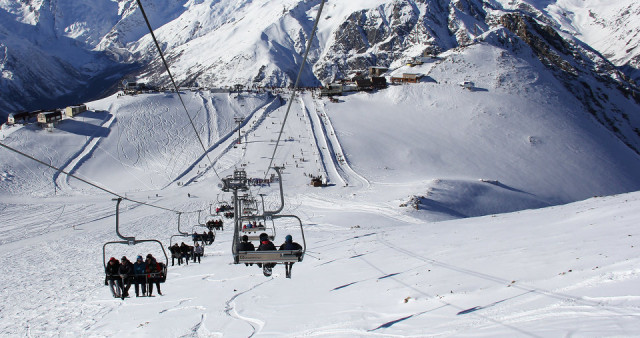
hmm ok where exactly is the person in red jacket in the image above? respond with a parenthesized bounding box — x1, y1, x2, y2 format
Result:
(145, 254, 163, 296)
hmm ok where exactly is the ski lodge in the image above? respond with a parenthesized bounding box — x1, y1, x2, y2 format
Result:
(369, 66, 388, 77)
(7, 110, 42, 125)
(65, 104, 87, 117)
(37, 110, 63, 125)
(391, 73, 423, 84)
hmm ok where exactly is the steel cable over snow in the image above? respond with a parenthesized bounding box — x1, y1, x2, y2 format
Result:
(263, 0, 326, 181)
(0, 141, 199, 214)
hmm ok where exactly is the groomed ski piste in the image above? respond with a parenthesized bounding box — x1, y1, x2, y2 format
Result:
(1, 43, 640, 336)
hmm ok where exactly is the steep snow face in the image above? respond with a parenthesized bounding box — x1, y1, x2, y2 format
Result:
(484, 14, 640, 156)
(0, 0, 126, 48)
(136, 0, 497, 86)
(327, 43, 640, 204)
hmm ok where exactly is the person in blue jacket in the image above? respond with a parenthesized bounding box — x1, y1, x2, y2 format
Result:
(279, 235, 302, 278)
(133, 255, 147, 297)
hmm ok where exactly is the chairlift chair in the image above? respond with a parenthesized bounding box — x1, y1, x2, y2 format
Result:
(240, 216, 275, 241)
(103, 198, 168, 284)
(207, 203, 225, 230)
(226, 167, 306, 266)
(192, 224, 215, 245)
(235, 214, 305, 265)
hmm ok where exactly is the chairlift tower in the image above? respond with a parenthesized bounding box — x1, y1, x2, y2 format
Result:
(221, 169, 249, 261)
(234, 117, 243, 144)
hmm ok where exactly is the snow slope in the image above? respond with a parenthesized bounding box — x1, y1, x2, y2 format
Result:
(1, 36, 640, 335)
(0, 162, 639, 336)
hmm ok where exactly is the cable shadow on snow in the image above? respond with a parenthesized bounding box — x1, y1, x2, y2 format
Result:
(368, 304, 449, 332)
(479, 179, 537, 196)
(415, 198, 468, 218)
(456, 290, 535, 315)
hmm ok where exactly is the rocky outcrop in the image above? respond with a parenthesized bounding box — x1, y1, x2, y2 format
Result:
(313, 0, 494, 82)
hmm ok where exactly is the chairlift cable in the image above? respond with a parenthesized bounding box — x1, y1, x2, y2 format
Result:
(135, 0, 222, 181)
(0, 141, 194, 214)
(263, 0, 325, 180)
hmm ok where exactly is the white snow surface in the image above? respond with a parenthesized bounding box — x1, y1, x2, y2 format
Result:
(1, 42, 640, 335)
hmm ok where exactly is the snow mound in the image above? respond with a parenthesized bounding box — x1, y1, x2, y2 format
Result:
(403, 179, 550, 220)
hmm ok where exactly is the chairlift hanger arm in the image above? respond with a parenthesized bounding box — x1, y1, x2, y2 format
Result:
(176, 211, 188, 235)
(263, 167, 285, 216)
(113, 198, 135, 242)
(270, 214, 306, 252)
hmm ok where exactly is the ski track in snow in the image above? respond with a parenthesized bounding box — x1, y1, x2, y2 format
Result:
(224, 279, 272, 337)
(311, 94, 370, 189)
(300, 94, 336, 184)
(53, 112, 116, 193)
(301, 94, 346, 187)
(177, 94, 283, 186)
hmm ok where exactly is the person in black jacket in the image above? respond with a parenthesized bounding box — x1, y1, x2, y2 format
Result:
(257, 233, 276, 275)
(105, 257, 121, 298)
(257, 233, 276, 251)
(279, 235, 302, 278)
(180, 242, 191, 265)
(238, 235, 255, 266)
(207, 230, 215, 245)
(118, 256, 134, 300)
(169, 244, 180, 266)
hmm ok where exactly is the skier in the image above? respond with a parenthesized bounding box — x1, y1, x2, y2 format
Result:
(207, 230, 215, 245)
(169, 244, 180, 266)
(279, 235, 302, 278)
(145, 254, 162, 296)
(194, 243, 204, 263)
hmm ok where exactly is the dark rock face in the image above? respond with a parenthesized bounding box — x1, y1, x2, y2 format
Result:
(499, 14, 575, 76)
(314, 0, 493, 82)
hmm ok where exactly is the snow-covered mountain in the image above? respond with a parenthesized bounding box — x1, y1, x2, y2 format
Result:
(2, 1, 639, 125)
